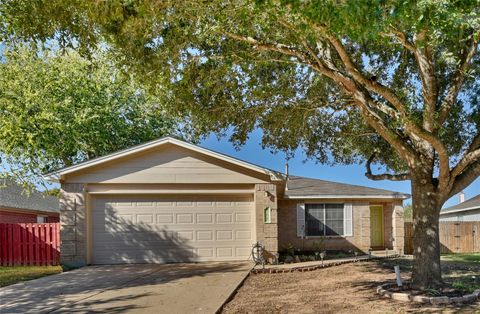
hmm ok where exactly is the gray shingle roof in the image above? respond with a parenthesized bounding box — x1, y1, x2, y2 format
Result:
(441, 194, 480, 213)
(0, 179, 59, 214)
(284, 175, 410, 199)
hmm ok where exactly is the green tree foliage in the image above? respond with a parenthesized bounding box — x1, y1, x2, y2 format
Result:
(1, 0, 479, 288)
(403, 204, 413, 220)
(0, 46, 177, 185)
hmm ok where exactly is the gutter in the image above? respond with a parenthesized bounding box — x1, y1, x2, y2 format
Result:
(283, 194, 411, 200)
(440, 206, 480, 215)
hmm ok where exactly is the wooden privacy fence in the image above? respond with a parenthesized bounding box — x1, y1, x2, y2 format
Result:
(405, 222, 480, 254)
(0, 223, 60, 266)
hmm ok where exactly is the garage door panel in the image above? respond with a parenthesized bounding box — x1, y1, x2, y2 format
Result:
(92, 195, 254, 264)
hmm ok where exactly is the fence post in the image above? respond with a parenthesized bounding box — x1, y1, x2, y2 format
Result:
(46, 224, 51, 265)
(0, 223, 61, 266)
(0, 224, 5, 266)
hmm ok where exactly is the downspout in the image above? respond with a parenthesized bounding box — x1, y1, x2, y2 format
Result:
(285, 162, 289, 191)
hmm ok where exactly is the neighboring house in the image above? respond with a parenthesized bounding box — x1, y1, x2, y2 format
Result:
(44, 137, 409, 266)
(440, 193, 480, 222)
(0, 179, 59, 223)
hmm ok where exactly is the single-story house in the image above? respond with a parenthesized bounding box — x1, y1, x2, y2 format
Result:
(440, 193, 480, 222)
(44, 137, 409, 266)
(0, 179, 59, 223)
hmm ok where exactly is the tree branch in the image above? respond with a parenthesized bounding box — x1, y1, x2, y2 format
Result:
(222, 31, 309, 61)
(310, 23, 451, 186)
(438, 31, 479, 125)
(449, 161, 480, 199)
(414, 30, 438, 131)
(365, 152, 411, 181)
(390, 28, 438, 131)
(313, 24, 409, 116)
(222, 28, 420, 166)
(468, 133, 480, 153)
(450, 148, 480, 179)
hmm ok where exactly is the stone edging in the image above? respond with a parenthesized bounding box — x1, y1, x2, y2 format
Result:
(251, 255, 399, 274)
(377, 283, 480, 305)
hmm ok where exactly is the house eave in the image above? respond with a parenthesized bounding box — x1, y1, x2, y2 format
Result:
(440, 206, 480, 215)
(43, 137, 283, 182)
(0, 206, 59, 216)
(283, 194, 410, 200)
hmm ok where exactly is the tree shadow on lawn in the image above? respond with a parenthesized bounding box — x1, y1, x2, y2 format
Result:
(361, 256, 480, 274)
(352, 279, 480, 314)
(359, 258, 479, 289)
(350, 260, 480, 313)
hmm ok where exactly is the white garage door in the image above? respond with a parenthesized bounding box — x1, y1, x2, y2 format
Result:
(92, 194, 254, 264)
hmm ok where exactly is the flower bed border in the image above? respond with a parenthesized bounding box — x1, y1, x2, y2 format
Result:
(376, 283, 480, 305)
(251, 254, 399, 274)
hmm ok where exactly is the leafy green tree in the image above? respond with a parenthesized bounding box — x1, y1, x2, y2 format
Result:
(1, 0, 479, 289)
(0, 46, 177, 186)
(403, 204, 413, 220)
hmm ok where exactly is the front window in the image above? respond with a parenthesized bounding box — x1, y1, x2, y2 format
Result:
(305, 203, 344, 236)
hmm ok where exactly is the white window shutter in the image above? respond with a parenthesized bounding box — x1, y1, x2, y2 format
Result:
(296, 203, 305, 238)
(344, 203, 353, 236)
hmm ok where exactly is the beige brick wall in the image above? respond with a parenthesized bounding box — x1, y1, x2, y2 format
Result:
(60, 183, 87, 267)
(254, 183, 278, 254)
(380, 202, 395, 249)
(277, 199, 403, 253)
(392, 200, 405, 254)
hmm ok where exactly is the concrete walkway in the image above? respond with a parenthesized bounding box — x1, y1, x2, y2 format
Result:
(0, 262, 252, 314)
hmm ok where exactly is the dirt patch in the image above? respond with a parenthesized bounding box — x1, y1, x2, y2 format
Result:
(222, 260, 480, 314)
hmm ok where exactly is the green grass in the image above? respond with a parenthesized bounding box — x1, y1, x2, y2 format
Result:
(441, 253, 480, 264)
(0, 266, 62, 287)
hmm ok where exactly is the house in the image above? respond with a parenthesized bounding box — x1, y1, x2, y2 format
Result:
(44, 137, 409, 266)
(0, 179, 59, 223)
(440, 193, 480, 222)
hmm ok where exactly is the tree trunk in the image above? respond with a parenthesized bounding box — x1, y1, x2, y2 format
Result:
(411, 176, 444, 289)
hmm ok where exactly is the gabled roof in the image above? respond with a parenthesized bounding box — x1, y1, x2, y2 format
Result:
(0, 179, 59, 214)
(440, 194, 480, 214)
(283, 176, 410, 199)
(44, 136, 284, 182)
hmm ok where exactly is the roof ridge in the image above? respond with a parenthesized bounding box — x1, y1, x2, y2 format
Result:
(288, 175, 408, 195)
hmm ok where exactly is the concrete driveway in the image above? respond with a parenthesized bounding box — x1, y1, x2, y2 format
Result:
(0, 262, 252, 314)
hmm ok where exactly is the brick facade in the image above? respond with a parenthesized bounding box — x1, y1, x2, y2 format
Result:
(59, 183, 87, 267)
(0, 209, 59, 223)
(392, 200, 405, 254)
(0, 210, 37, 223)
(254, 183, 279, 255)
(278, 199, 404, 253)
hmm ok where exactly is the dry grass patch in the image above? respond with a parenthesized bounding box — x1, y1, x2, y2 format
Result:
(222, 259, 480, 314)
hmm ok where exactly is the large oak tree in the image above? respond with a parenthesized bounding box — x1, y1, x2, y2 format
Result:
(0, 46, 178, 186)
(1, 0, 479, 289)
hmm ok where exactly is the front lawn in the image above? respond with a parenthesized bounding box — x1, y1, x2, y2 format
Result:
(223, 256, 480, 313)
(442, 253, 480, 264)
(0, 266, 62, 287)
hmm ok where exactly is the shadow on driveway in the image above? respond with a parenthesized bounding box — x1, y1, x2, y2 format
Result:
(0, 262, 252, 314)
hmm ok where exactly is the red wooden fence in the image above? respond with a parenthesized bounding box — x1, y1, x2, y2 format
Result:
(0, 223, 60, 266)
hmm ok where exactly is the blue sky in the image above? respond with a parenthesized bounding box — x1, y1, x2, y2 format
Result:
(200, 130, 479, 208)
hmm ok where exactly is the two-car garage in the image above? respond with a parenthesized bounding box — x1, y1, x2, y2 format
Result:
(48, 137, 279, 266)
(91, 194, 255, 264)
